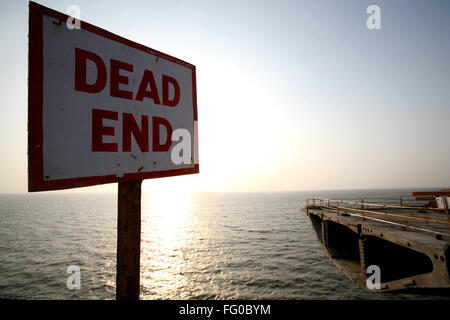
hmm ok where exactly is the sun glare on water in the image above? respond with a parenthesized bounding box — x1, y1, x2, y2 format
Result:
(140, 188, 196, 298)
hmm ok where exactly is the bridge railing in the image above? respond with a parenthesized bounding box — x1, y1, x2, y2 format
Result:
(305, 197, 450, 227)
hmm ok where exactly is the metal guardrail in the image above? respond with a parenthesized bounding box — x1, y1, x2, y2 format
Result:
(305, 197, 450, 227)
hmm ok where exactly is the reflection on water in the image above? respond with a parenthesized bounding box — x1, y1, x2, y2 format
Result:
(141, 190, 196, 299)
(1, 189, 448, 299)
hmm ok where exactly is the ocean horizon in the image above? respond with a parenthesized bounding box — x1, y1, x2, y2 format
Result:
(1, 187, 449, 300)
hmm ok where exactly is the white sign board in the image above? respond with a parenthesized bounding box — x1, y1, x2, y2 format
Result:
(28, 2, 198, 191)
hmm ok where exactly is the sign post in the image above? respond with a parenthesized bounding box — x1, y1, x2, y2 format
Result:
(117, 181, 142, 300)
(28, 2, 198, 300)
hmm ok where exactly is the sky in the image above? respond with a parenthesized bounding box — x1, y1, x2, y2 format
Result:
(0, 0, 449, 194)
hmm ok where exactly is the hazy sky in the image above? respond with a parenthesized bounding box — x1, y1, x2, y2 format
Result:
(0, 0, 449, 193)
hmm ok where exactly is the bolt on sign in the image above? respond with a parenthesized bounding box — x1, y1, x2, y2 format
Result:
(28, 2, 199, 192)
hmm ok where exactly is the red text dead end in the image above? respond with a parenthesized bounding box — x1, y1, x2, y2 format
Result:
(75, 47, 181, 153)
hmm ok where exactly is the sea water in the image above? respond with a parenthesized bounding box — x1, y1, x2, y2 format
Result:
(0, 188, 448, 299)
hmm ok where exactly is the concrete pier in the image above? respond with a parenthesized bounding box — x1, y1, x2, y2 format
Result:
(303, 198, 450, 293)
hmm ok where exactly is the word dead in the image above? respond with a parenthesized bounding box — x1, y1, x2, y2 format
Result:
(75, 48, 180, 106)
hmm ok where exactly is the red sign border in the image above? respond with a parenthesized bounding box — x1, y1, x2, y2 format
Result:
(28, 1, 199, 192)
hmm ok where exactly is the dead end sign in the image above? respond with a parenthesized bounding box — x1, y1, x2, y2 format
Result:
(28, 2, 199, 192)
(28, 1, 199, 301)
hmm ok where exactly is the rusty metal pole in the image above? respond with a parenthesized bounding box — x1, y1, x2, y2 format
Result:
(116, 180, 142, 300)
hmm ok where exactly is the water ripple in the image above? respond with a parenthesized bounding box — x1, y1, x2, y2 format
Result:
(0, 190, 449, 300)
